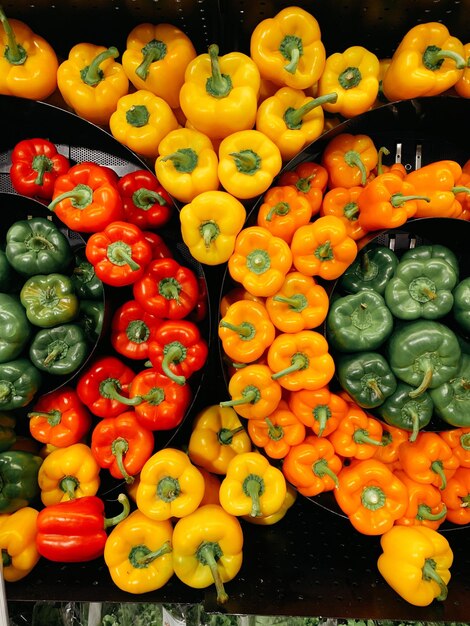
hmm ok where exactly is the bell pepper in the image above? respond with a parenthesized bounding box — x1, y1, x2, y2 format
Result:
(219, 286, 265, 318)
(198, 467, 222, 507)
(104, 508, 173, 593)
(143, 230, 173, 261)
(179, 43, 260, 141)
(288, 385, 349, 437)
(336, 352, 397, 409)
(1, 507, 40, 582)
(218, 130, 283, 200)
(256, 184, 315, 244)
(91, 411, 154, 484)
(228, 225, 293, 297)
(0, 7, 58, 100)
(278, 160, 328, 212)
(247, 399, 306, 460)
(242, 482, 297, 526)
(71, 252, 104, 301)
(452, 277, 470, 335)
(48, 161, 124, 233)
(0, 358, 42, 411)
(0, 413, 16, 451)
(372, 423, 409, 466)
(188, 404, 252, 475)
(376, 382, 433, 443)
(381, 22, 466, 101)
(440, 428, 470, 468)
(20, 273, 79, 329)
(322, 133, 378, 188)
(132, 257, 199, 319)
(249, 6, 325, 90)
(110, 299, 161, 361)
(328, 403, 385, 460)
(27, 386, 92, 448)
(0, 293, 31, 363)
(440, 467, 470, 525)
(77, 299, 105, 346)
(180, 190, 247, 266)
(5, 216, 72, 277)
(109, 89, 179, 159)
(318, 46, 380, 118)
(338, 244, 399, 295)
(256, 88, 338, 162)
(334, 458, 408, 534)
(0, 450, 42, 513)
(377, 525, 453, 605)
(9, 138, 71, 200)
(220, 363, 282, 420)
(394, 470, 447, 530)
(387, 320, 461, 398)
(172, 503, 243, 605)
(36, 493, 130, 562)
(29, 323, 88, 376)
(136, 447, 205, 521)
(290, 215, 358, 281)
(122, 22, 196, 109)
(402, 242, 460, 279)
(57, 43, 129, 126)
(454, 42, 470, 97)
(398, 431, 459, 491)
(76, 355, 140, 418)
(155, 128, 220, 204)
(320, 186, 368, 241)
(128, 367, 192, 431)
(219, 299, 275, 365)
(267, 330, 335, 392)
(117, 169, 172, 230)
(326, 290, 394, 353)
(219, 451, 286, 518)
(0, 248, 15, 293)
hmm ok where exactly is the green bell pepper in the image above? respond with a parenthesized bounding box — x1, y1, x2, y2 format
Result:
(0, 248, 13, 292)
(71, 252, 104, 301)
(337, 244, 399, 295)
(326, 290, 394, 353)
(29, 323, 88, 376)
(387, 320, 461, 398)
(375, 382, 433, 442)
(0, 413, 16, 452)
(77, 299, 105, 345)
(429, 353, 470, 427)
(384, 257, 457, 320)
(400, 243, 460, 281)
(452, 277, 470, 335)
(20, 273, 79, 328)
(0, 358, 42, 410)
(5, 217, 72, 277)
(0, 293, 32, 363)
(336, 351, 397, 409)
(0, 450, 42, 513)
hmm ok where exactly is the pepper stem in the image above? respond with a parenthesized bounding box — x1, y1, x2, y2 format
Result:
(197, 541, 229, 605)
(48, 184, 93, 212)
(376, 146, 391, 175)
(218, 426, 244, 445)
(161, 148, 198, 173)
(271, 353, 308, 380)
(132, 188, 167, 209)
(100, 379, 142, 406)
(313, 458, 339, 488)
(219, 385, 259, 408)
(219, 320, 255, 339)
(206, 44, 232, 98)
(431, 460, 447, 490)
(0, 7, 26, 65)
(243, 473, 265, 517)
(408, 362, 433, 398)
(353, 428, 383, 447)
(265, 417, 284, 441)
(422, 558, 448, 601)
(283, 93, 338, 129)
(161, 343, 187, 385)
(407, 409, 420, 443)
(135, 39, 167, 81)
(103, 493, 131, 528)
(81, 47, 119, 86)
(111, 438, 134, 484)
(132, 540, 172, 567)
(60, 475, 80, 500)
(107, 241, 141, 272)
(27, 409, 62, 427)
(344, 150, 367, 185)
(390, 193, 430, 207)
(417, 503, 447, 522)
(423, 45, 466, 71)
(272, 293, 307, 312)
(452, 185, 470, 195)
(314, 404, 331, 437)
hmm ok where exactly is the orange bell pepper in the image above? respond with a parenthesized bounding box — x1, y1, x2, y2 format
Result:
(440, 466, 470, 525)
(322, 133, 378, 188)
(290, 215, 358, 281)
(257, 185, 315, 244)
(267, 330, 335, 392)
(278, 161, 328, 214)
(247, 399, 306, 460)
(198, 467, 222, 507)
(282, 435, 342, 497)
(287, 386, 349, 438)
(372, 424, 409, 467)
(328, 404, 384, 460)
(219, 286, 265, 317)
(406, 160, 468, 218)
(334, 458, 409, 535)
(393, 469, 447, 530)
(455, 159, 470, 219)
(220, 363, 282, 420)
(454, 42, 470, 98)
(320, 186, 368, 241)
(265, 271, 329, 334)
(439, 428, 470, 468)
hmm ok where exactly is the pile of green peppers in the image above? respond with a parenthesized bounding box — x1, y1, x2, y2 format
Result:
(326, 240, 470, 440)
(0, 215, 105, 411)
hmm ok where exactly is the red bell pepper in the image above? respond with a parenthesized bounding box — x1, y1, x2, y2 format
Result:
(48, 161, 124, 233)
(188, 275, 209, 323)
(133, 257, 200, 319)
(147, 319, 208, 385)
(76, 355, 140, 418)
(27, 386, 92, 448)
(110, 299, 162, 361)
(129, 367, 192, 431)
(143, 230, 173, 260)
(36, 494, 130, 562)
(10, 138, 70, 200)
(117, 169, 173, 230)
(90, 411, 154, 483)
(85, 221, 153, 287)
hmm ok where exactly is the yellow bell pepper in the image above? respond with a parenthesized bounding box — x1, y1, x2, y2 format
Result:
(187, 404, 252, 475)
(381, 22, 466, 101)
(0, 507, 40, 582)
(242, 482, 297, 525)
(104, 509, 174, 594)
(218, 130, 283, 200)
(219, 451, 287, 518)
(179, 190, 246, 265)
(172, 503, 243, 605)
(57, 43, 129, 126)
(122, 22, 196, 109)
(136, 447, 205, 521)
(37, 442, 101, 506)
(377, 525, 453, 606)
(454, 42, 470, 98)
(250, 6, 326, 90)
(318, 46, 380, 119)
(256, 87, 338, 162)
(155, 127, 219, 203)
(179, 43, 260, 141)
(109, 89, 179, 160)
(0, 7, 58, 101)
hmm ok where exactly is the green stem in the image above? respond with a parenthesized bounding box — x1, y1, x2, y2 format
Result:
(423, 45, 466, 71)
(376, 146, 390, 175)
(408, 362, 433, 398)
(243, 473, 264, 517)
(219, 385, 260, 408)
(107, 241, 141, 271)
(132, 188, 166, 209)
(100, 379, 142, 406)
(0, 7, 26, 64)
(431, 460, 447, 490)
(219, 320, 254, 339)
(218, 426, 244, 445)
(417, 503, 447, 522)
(48, 184, 93, 212)
(271, 353, 308, 380)
(135, 39, 167, 81)
(272, 293, 306, 312)
(130, 540, 172, 567)
(390, 193, 430, 207)
(283, 93, 338, 129)
(353, 428, 383, 447)
(111, 438, 133, 484)
(161, 343, 186, 386)
(161, 148, 198, 173)
(103, 494, 131, 528)
(344, 150, 367, 185)
(422, 558, 448, 601)
(81, 47, 119, 86)
(60, 475, 80, 500)
(196, 542, 228, 605)
(206, 44, 232, 98)
(313, 458, 339, 487)
(265, 418, 283, 441)
(27, 409, 62, 426)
